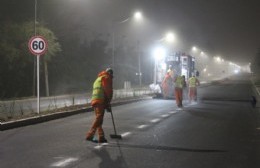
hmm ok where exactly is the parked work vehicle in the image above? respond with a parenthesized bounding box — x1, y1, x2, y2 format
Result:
(150, 51, 197, 98)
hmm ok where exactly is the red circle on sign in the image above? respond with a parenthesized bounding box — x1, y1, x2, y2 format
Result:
(28, 36, 48, 56)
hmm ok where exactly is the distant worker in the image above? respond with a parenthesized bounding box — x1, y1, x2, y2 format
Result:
(161, 71, 173, 98)
(86, 68, 113, 143)
(174, 74, 185, 108)
(188, 73, 200, 103)
(167, 65, 174, 78)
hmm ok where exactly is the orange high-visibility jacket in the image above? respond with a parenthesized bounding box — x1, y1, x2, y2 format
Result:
(91, 71, 113, 107)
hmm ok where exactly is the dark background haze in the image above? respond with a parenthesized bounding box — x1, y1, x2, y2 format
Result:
(50, 0, 259, 64)
(4, 0, 258, 63)
(0, 0, 259, 98)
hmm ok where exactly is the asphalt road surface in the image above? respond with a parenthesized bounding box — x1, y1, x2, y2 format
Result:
(1, 73, 260, 168)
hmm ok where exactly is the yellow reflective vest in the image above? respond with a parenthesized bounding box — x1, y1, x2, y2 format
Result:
(175, 76, 184, 88)
(188, 77, 197, 87)
(91, 75, 105, 101)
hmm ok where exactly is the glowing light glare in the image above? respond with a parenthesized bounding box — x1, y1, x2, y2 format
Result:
(134, 11, 142, 20)
(161, 63, 167, 70)
(181, 68, 187, 76)
(192, 46, 197, 51)
(165, 32, 175, 42)
(200, 51, 204, 55)
(234, 69, 239, 74)
(153, 47, 166, 61)
(203, 68, 207, 72)
(215, 56, 221, 62)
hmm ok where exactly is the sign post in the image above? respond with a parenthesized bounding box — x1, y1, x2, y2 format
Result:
(28, 36, 48, 114)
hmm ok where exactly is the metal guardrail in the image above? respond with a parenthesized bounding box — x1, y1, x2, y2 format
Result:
(0, 87, 154, 121)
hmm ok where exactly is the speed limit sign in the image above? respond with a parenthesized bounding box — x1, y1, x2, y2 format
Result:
(28, 36, 48, 56)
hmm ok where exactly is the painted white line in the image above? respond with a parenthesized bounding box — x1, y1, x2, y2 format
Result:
(161, 114, 170, 118)
(121, 132, 131, 137)
(94, 145, 103, 149)
(150, 118, 160, 123)
(169, 111, 177, 114)
(51, 157, 78, 167)
(137, 124, 148, 129)
(93, 143, 109, 149)
(256, 127, 260, 130)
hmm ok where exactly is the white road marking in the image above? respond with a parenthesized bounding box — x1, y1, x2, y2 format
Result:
(137, 124, 148, 129)
(161, 114, 169, 118)
(150, 118, 160, 123)
(169, 111, 177, 114)
(94, 143, 109, 149)
(121, 132, 131, 137)
(94, 145, 103, 149)
(256, 127, 260, 130)
(51, 157, 78, 167)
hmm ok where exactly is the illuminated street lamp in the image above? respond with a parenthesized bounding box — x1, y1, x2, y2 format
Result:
(119, 11, 143, 24)
(112, 11, 143, 86)
(215, 56, 221, 63)
(112, 11, 143, 67)
(157, 32, 176, 43)
(134, 11, 142, 20)
(165, 32, 175, 43)
(192, 46, 197, 52)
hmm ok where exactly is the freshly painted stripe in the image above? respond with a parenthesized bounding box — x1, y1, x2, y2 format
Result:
(169, 111, 177, 114)
(121, 132, 131, 137)
(94, 145, 103, 149)
(161, 114, 169, 118)
(51, 157, 78, 167)
(150, 118, 160, 123)
(137, 124, 148, 129)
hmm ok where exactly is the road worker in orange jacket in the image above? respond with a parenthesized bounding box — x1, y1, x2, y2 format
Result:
(188, 74, 200, 103)
(86, 68, 113, 143)
(174, 75, 185, 108)
(161, 71, 173, 98)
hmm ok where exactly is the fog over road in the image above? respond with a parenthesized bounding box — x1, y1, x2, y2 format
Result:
(1, 74, 260, 168)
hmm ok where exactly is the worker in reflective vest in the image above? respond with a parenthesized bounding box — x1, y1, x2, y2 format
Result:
(174, 75, 185, 108)
(86, 68, 113, 143)
(188, 74, 200, 103)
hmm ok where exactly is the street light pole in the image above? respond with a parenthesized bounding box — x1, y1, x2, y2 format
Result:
(112, 31, 115, 69)
(33, 0, 37, 96)
(153, 58, 157, 84)
(111, 11, 143, 84)
(137, 40, 142, 86)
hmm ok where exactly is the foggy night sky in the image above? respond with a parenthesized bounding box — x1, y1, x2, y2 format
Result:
(2, 0, 260, 65)
(101, 0, 260, 65)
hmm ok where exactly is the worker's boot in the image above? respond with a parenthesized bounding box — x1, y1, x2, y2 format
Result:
(86, 130, 95, 142)
(99, 136, 108, 143)
(86, 135, 94, 141)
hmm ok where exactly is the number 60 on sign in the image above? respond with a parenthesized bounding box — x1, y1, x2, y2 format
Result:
(28, 36, 48, 56)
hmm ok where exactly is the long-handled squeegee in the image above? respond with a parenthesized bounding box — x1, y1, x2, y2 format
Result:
(109, 109, 122, 139)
